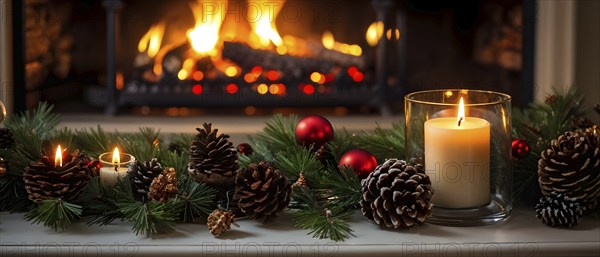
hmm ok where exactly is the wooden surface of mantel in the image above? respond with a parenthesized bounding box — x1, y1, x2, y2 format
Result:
(1, 208, 599, 257)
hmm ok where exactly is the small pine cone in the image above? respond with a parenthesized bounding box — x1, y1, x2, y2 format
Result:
(148, 167, 178, 202)
(188, 123, 238, 191)
(0, 157, 6, 176)
(360, 159, 433, 229)
(535, 193, 582, 227)
(207, 209, 238, 237)
(0, 127, 15, 149)
(23, 152, 95, 203)
(293, 172, 308, 189)
(315, 145, 334, 165)
(545, 94, 556, 104)
(538, 127, 600, 210)
(128, 158, 163, 201)
(234, 161, 292, 222)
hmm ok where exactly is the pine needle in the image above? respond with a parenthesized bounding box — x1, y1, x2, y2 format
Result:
(274, 145, 323, 181)
(354, 122, 405, 163)
(179, 178, 217, 222)
(25, 199, 83, 231)
(253, 114, 298, 153)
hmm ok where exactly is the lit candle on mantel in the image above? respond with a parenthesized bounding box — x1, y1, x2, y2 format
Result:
(425, 97, 491, 208)
(99, 147, 132, 186)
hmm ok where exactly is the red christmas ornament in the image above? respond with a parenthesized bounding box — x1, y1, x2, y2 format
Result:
(338, 149, 378, 179)
(237, 143, 253, 155)
(295, 115, 334, 148)
(512, 138, 530, 160)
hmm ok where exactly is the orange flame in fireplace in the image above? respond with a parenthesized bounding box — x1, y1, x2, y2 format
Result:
(248, 0, 285, 49)
(138, 23, 165, 57)
(188, 0, 227, 56)
(322, 31, 362, 56)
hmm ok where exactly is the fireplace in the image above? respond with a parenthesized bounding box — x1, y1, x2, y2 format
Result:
(7, 0, 533, 115)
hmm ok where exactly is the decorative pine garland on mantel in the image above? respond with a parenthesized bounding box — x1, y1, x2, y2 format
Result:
(0, 87, 598, 241)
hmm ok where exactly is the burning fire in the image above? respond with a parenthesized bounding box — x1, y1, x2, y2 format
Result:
(187, 0, 227, 56)
(322, 31, 362, 56)
(248, 0, 285, 48)
(138, 23, 165, 57)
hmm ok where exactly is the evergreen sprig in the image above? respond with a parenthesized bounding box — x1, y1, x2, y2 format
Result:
(179, 178, 218, 222)
(24, 199, 82, 231)
(355, 122, 405, 163)
(313, 166, 362, 211)
(79, 177, 122, 226)
(291, 187, 354, 241)
(253, 114, 298, 153)
(274, 145, 323, 181)
(118, 198, 183, 236)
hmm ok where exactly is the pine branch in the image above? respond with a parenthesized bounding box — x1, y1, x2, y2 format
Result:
(120, 127, 162, 161)
(253, 114, 298, 153)
(161, 150, 189, 177)
(118, 198, 183, 236)
(313, 166, 362, 211)
(179, 178, 218, 223)
(79, 177, 122, 226)
(25, 199, 82, 231)
(74, 126, 121, 158)
(237, 140, 275, 168)
(274, 145, 323, 181)
(291, 187, 354, 241)
(354, 122, 405, 163)
(326, 130, 356, 162)
(168, 133, 194, 155)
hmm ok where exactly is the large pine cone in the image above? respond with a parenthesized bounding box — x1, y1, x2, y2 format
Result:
(23, 152, 95, 203)
(234, 161, 291, 222)
(535, 193, 582, 227)
(0, 127, 15, 149)
(360, 159, 433, 229)
(188, 123, 238, 190)
(148, 167, 178, 202)
(538, 127, 600, 210)
(128, 158, 163, 201)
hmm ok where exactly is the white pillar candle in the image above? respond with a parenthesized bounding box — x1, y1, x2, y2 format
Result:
(99, 147, 132, 186)
(424, 97, 491, 208)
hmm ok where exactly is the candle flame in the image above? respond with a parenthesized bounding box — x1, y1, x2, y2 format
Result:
(457, 97, 465, 126)
(55, 145, 62, 167)
(112, 147, 120, 167)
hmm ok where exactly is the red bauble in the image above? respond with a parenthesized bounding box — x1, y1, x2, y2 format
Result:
(237, 143, 253, 155)
(295, 115, 334, 148)
(511, 138, 530, 160)
(338, 149, 378, 179)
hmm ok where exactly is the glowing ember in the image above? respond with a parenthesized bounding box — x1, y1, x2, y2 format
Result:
(188, 0, 227, 56)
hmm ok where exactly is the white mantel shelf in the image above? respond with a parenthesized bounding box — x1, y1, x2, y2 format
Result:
(1, 209, 599, 257)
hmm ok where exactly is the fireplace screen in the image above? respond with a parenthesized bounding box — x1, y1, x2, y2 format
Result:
(13, 0, 530, 114)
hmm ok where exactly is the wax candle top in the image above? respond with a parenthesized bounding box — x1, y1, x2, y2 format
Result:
(54, 145, 62, 167)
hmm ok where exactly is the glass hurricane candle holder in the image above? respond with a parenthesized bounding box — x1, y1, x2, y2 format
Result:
(99, 148, 135, 186)
(405, 89, 512, 226)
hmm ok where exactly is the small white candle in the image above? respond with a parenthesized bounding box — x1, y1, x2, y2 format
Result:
(425, 97, 491, 208)
(99, 147, 132, 186)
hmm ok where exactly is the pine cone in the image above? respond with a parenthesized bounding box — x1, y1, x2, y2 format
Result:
(207, 209, 238, 237)
(535, 193, 582, 227)
(538, 127, 600, 210)
(360, 158, 433, 229)
(0, 157, 6, 176)
(0, 127, 15, 149)
(128, 158, 163, 201)
(188, 123, 238, 190)
(315, 145, 334, 165)
(234, 161, 291, 222)
(148, 167, 178, 202)
(23, 152, 95, 203)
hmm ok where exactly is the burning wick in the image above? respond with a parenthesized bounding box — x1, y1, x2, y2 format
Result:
(112, 147, 120, 172)
(457, 97, 465, 127)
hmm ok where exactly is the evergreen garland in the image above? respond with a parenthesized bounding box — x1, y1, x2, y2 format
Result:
(0, 86, 597, 241)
